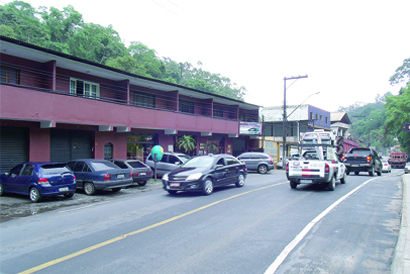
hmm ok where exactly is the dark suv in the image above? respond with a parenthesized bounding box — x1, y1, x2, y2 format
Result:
(145, 152, 191, 177)
(237, 152, 274, 174)
(342, 147, 383, 176)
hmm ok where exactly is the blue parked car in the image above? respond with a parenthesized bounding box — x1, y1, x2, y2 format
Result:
(0, 162, 76, 203)
(67, 159, 133, 195)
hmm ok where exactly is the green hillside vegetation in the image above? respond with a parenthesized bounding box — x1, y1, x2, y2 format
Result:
(0, 1, 246, 100)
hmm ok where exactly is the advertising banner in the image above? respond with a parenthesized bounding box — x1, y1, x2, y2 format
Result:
(239, 122, 262, 135)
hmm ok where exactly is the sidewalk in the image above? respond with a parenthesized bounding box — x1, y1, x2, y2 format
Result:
(391, 174, 410, 273)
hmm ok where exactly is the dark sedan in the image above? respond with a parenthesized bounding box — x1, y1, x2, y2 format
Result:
(162, 154, 247, 195)
(110, 159, 153, 186)
(67, 159, 133, 195)
(0, 162, 76, 202)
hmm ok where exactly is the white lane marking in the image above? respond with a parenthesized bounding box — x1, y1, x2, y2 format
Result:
(264, 177, 378, 274)
(58, 201, 111, 213)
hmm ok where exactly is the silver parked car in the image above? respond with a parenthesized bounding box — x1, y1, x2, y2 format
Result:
(237, 152, 274, 174)
(405, 162, 410, 174)
(145, 152, 191, 177)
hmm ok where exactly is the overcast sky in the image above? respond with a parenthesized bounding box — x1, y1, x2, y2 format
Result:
(4, 0, 409, 111)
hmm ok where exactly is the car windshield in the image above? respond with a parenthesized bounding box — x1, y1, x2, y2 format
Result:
(91, 161, 118, 171)
(181, 157, 215, 168)
(178, 155, 191, 163)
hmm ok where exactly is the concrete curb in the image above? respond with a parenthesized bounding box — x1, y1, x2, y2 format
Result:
(391, 174, 410, 273)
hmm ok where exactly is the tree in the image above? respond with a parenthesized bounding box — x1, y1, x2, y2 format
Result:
(176, 135, 196, 156)
(390, 58, 410, 86)
(384, 82, 410, 154)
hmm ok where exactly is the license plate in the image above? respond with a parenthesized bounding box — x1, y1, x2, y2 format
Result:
(139, 173, 146, 176)
(351, 164, 358, 167)
(300, 180, 312, 183)
(117, 174, 125, 179)
(170, 183, 180, 187)
(59, 187, 69, 192)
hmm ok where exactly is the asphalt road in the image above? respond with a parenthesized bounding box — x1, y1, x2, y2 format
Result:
(0, 169, 403, 274)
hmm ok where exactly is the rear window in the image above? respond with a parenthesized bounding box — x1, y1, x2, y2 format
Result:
(91, 161, 118, 171)
(41, 164, 72, 175)
(350, 149, 371, 156)
(127, 161, 146, 168)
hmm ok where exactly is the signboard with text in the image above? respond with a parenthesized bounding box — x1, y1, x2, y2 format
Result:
(239, 122, 262, 135)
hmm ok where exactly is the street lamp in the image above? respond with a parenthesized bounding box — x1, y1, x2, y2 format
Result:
(282, 75, 310, 168)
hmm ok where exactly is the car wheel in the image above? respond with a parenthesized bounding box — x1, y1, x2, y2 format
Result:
(257, 165, 268, 174)
(203, 178, 213, 195)
(0, 182, 3, 196)
(29, 187, 41, 203)
(377, 170, 382, 176)
(236, 173, 245, 187)
(369, 165, 375, 176)
(84, 182, 96, 195)
(290, 181, 297, 189)
(64, 192, 75, 198)
(328, 176, 336, 191)
(346, 171, 350, 176)
(354, 171, 359, 175)
(111, 187, 122, 193)
(167, 190, 177, 195)
(340, 173, 346, 184)
(137, 181, 147, 186)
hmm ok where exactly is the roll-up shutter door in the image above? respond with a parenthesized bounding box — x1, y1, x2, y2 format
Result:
(0, 126, 28, 173)
(50, 129, 93, 162)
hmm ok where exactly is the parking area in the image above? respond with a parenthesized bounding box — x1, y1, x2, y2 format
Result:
(0, 180, 164, 223)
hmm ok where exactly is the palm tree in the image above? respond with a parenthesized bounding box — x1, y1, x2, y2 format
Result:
(177, 135, 196, 155)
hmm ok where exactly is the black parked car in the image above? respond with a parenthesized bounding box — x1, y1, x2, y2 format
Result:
(67, 159, 133, 195)
(110, 159, 153, 186)
(162, 154, 247, 195)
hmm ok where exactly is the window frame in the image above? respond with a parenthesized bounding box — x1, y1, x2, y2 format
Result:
(134, 92, 156, 108)
(0, 65, 20, 84)
(70, 78, 100, 99)
(179, 99, 195, 114)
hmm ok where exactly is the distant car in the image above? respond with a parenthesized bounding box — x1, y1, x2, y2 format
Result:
(0, 162, 76, 203)
(162, 154, 247, 195)
(237, 152, 274, 174)
(145, 152, 191, 177)
(405, 162, 410, 174)
(381, 160, 391, 173)
(110, 159, 153, 186)
(67, 159, 132, 195)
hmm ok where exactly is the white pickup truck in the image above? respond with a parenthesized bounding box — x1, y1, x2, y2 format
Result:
(286, 144, 347, 191)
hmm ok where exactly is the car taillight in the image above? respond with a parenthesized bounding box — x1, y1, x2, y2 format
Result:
(130, 170, 132, 177)
(104, 173, 111, 181)
(341, 156, 346, 161)
(286, 162, 289, 172)
(367, 156, 371, 163)
(325, 163, 330, 173)
(74, 175, 76, 180)
(268, 155, 274, 164)
(38, 178, 49, 184)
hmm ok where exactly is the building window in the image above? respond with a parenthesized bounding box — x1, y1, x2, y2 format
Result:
(325, 116, 328, 123)
(134, 92, 155, 108)
(315, 113, 318, 121)
(104, 142, 113, 160)
(213, 107, 224, 118)
(70, 78, 100, 99)
(309, 111, 313, 120)
(0, 66, 20, 84)
(179, 99, 194, 114)
(320, 115, 323, 122)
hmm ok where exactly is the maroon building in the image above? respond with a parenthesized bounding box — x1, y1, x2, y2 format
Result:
(0, 36, 260, 173)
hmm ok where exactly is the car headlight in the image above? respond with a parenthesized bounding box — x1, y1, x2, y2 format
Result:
(162, 174, 169, 181)
(186, 173, 202, 181)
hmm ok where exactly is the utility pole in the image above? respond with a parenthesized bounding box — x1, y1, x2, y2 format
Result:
(283, 75, 308, 168)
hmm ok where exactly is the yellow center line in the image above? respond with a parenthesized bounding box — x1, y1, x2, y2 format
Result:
(19, 182, 287, 274)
